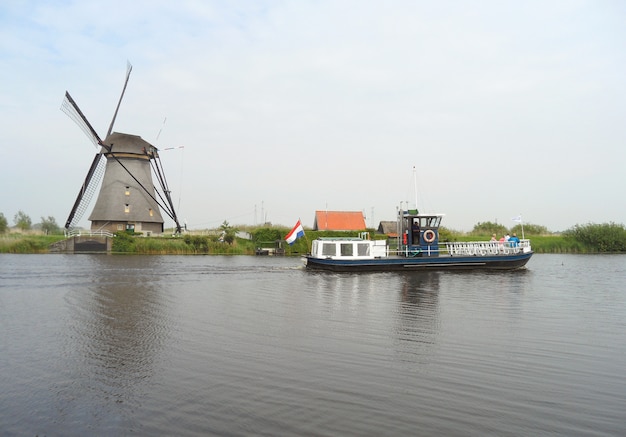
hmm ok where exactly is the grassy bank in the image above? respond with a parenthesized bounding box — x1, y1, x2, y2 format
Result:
(0, 231, 612, 254)
(0, 234, 68, 254)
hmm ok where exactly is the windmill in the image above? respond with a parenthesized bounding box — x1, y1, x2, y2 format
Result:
(62, 63, 182, 235)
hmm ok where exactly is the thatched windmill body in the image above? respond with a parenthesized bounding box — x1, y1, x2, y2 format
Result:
(62, 63, 181, 235)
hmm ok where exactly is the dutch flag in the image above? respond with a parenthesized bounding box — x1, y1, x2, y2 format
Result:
(285, 220, 305, 245)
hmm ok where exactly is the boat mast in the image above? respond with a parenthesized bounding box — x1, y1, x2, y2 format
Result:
(413, 165, 418, 212)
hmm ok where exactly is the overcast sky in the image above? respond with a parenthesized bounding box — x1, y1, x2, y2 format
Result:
(2, 1, 625, 232)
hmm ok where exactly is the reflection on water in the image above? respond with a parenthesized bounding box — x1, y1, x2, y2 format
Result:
(1, 254, 625, 436)
(58, 255, 173, 432)
(394, 272, 441, 368)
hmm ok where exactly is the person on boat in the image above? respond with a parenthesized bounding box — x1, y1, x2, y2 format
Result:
(490, 234, 497, 241)
(497, 235, 506, 253)
(509, 233, 520, 247)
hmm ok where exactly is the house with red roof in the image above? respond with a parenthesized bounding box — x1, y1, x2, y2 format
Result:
(313, 211, 367, 231)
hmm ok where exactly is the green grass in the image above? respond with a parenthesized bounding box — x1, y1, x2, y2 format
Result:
(0, 234, 67, 253)
(0, 231, 619, 254)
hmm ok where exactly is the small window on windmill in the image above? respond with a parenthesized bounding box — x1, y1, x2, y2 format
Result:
(125, 186, 130, 196)
(125, 204, 130, 213)
(149, 208, 153, 217)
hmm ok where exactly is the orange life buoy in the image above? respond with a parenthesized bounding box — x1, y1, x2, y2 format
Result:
(403, 232, 408, 245)
(423, 229, 436, 244)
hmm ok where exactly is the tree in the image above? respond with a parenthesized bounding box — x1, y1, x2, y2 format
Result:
(0, 212, 7, 233)
(470, 221, 508, 237)
(41, 216, 60, 235)
(510, 223, 548, 236)
(219, 220, 238, 245)
(14, 210, 32, 231)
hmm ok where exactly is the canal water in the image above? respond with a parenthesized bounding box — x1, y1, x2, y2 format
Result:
(1, 253, 625, 436)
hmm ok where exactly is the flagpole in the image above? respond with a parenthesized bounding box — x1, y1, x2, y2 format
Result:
(300, 217, 310, 252)
(520, 214, 525, 240)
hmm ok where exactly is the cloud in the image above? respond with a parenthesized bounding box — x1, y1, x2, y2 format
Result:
(1, 0, 625, 232)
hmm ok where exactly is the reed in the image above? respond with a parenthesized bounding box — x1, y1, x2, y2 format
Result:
(0, 235, 66, 253)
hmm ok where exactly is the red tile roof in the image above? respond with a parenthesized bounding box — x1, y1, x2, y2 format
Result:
(313, 211, 366, 231)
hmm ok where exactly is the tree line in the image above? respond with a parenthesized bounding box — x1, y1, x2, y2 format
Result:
(2, 211, 625, 253)
(466, 220, 626, 253)
(0, 211, 61, 235)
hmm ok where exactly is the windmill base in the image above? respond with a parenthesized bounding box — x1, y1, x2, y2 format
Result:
(50, 235, 113, 253)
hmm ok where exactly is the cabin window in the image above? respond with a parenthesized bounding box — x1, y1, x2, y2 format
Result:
(322, 243, 336, 256)
(125, 186, 130, 196)
(403, 218, 410, 231)
(357, 243, 370, 256)
(340, 243, 353, 256)
(124, 204, 130, 213)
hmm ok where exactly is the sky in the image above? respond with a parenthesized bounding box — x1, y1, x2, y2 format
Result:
(1, 0, 625, 232)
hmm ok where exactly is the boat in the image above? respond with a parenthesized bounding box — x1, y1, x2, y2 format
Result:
(304, 210, 533, 272)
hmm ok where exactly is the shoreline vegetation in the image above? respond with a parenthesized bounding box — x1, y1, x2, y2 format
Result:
(1, 222, 625, 255)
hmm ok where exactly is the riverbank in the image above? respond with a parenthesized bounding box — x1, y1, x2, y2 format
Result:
(0, 232, 606, 254)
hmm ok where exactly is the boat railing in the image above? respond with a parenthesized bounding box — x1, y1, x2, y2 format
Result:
(444, 239, 531, 256)
(385, 240, 531, 257)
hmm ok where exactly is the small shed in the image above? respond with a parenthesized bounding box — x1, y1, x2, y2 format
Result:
(377, 221, 398, 237)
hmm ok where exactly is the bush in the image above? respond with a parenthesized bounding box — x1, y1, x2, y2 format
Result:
(511, 223, 549, 236)
(251, 227, 285, 242)
(112, 232, 136, 252)
(183, 234, 209, 253)
(563, 223, 626, 252)
(470, 221, 508, 238)
(0, 213, 7, 234)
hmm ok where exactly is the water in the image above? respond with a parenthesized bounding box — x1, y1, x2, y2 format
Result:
(1, 254, 625, 436)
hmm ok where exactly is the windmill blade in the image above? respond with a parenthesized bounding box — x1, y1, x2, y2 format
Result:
(151, 152, 183, 233)
(61, 91, 102, 148)
(65, 153, 107, 229)
(106, 61, 133, 138)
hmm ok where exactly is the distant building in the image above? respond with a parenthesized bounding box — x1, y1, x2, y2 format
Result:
(313, 211, 366, 231)
(377, 221, 398, 237)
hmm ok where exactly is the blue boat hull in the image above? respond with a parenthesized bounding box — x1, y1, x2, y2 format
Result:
(304, 251, 533, 272)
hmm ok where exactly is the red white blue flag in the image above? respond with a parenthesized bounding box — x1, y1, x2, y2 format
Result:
(285, 220, 305, 245)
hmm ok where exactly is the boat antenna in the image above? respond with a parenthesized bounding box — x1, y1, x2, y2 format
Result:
(413, 166, 419, 213)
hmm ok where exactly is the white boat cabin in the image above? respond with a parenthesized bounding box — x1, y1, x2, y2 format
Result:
(310, 237, 387, 260)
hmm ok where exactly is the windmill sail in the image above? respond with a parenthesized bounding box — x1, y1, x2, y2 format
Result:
(107, 62, 132, 138)
(61, 92, 102, 148)
(61, 91, 108, 229)
(65, 153, 106, 229)
(150, 152, 182, 233)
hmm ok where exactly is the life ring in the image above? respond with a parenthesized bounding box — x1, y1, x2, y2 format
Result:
(423, 229, 436, 244)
